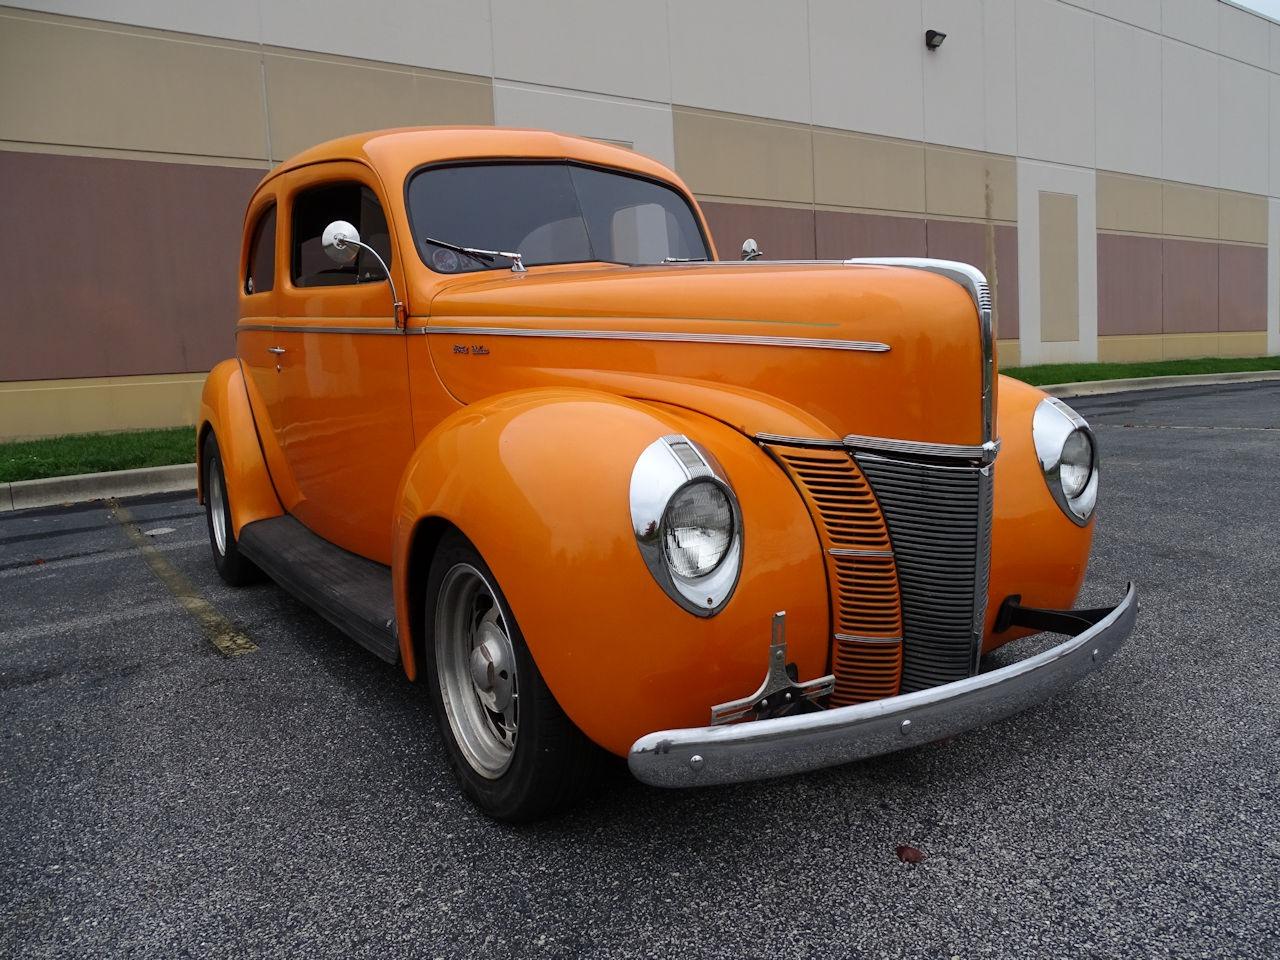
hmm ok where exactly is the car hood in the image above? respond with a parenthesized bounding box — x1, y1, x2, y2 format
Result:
(423, 261, 988, 445)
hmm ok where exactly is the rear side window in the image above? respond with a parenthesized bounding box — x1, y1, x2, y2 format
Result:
(245, 205, 275, 295)
(291, 182, 392, 287)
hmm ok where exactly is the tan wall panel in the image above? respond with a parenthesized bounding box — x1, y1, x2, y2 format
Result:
(672, 108, 813, 204)
(1218, 331, 1269, 356)
(0, 11, 268, 159)
(1162, 333, 1221, 359)
(0, 374, 204, 441)
(812, 129, 924, 214)
(923, 146, 1016, 222)
(1218, 191, 1267, 244)
(264, 52, 493, 160)
(1039, 191, 1079, 343)
(1162, 182, 1219, 240)
(1096, 335, 1165, 363)
(1096, 172, 1162, 234)
(996, 339, 1021, 369)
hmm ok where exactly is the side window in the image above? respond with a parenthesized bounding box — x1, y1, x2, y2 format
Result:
(245, 204, 276, 295)
(291, 182, 392, 288)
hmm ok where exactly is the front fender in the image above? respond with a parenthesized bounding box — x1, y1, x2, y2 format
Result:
(197, 359, 283, 536)
(392, 388, 829, 756)
(985, 375, 1094, 649)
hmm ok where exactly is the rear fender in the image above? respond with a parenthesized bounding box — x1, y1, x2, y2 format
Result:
(197, 359, 284, 536)
(392, 388, 829, 756)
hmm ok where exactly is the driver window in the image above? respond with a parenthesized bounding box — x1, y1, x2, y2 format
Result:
(291, 182, 392, 287)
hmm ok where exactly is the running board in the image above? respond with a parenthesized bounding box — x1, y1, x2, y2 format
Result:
(238, 516, 399, 664)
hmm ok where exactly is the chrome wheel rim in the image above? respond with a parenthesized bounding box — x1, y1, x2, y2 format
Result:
(435, 563, 519, 778)
(208, 457, 228, 557)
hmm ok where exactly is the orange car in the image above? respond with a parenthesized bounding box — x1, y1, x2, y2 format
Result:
(198, 127, 1136, 821)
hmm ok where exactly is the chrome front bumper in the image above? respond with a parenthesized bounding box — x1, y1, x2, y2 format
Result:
(628, 583, 1137, 788)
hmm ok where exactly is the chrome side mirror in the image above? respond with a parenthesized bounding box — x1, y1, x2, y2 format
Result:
(322, 220, 361, 264)
(320, 219, 405, 329)
(741, 238, 762, 261)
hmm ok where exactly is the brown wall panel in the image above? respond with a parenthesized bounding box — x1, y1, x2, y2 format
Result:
(815, 210, 926, 260)
(922, 219, 1019, 340)
(994, 224, 1019, 341)
(1218, 244, 1267, 332)
(0, 150, 260, 381)
(1038, 192, 1079, 344)
(1161, 239, 1219, 334)
(698, 201, 815, 260)
(1097, 233, 1163, 336)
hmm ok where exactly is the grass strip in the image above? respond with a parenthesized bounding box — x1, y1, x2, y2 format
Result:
(0, 427, 195, 484)
(1002, 355, 1280, 386)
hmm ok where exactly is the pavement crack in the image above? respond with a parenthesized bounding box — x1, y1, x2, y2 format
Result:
(108, 499, 257, 657)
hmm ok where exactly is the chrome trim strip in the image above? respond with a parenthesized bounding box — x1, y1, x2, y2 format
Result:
(419, 326, 891, 352)
(834, 633, 903, 645)
(754, 433, 845, 448)
(828, 548, 893, 558)
(971, 464, 995, 674)
(757, 432, 1000, 463)
(236, 324, 403, 336)
(843, 434, 1001, 463)
(628, 584, 1137, 788)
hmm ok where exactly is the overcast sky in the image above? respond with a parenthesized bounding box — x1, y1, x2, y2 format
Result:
(1233, 0, 1280, 23)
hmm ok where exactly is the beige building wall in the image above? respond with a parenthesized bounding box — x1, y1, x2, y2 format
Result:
(2, 0, 1279, 440)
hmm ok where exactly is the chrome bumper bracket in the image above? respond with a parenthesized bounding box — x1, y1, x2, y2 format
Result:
(710, 611, 834, 725)
(630, 583, 1138, 788)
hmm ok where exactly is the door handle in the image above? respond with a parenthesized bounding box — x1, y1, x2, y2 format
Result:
(267, 346, 286, 355)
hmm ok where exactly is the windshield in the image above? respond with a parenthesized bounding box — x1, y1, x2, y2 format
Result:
(406, 162, 710, 273)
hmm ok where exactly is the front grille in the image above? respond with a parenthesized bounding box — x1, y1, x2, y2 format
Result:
(855, 454, 992, 692)
(768, 447, 903, 705)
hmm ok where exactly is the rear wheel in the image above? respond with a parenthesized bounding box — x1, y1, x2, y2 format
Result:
(202, 433, 260, 587)
(424, 530, 598, 821)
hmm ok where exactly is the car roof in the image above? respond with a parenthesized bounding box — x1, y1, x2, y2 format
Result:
(257, 126, 683, 193)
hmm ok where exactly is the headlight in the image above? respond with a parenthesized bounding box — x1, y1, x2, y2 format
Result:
(663, 481, 734, 578)
(630, 435, 743, 616)
(1032, 397, 1098, 525)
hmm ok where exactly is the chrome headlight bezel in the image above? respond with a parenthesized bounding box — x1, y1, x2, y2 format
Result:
(629, 434, 743, 617)
(1032, 397, 1099, 526)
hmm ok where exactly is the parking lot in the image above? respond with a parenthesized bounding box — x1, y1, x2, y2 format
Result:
(2, 382, 1277, 959)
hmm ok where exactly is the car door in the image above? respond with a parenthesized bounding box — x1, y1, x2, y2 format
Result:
(236, 194, 306, 512)
(276, 163, 414, 564)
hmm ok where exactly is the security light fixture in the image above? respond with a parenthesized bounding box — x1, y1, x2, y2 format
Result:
(925, 29, 946, 50)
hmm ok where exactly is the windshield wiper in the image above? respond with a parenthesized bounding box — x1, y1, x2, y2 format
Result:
(423, 235, 526, 273)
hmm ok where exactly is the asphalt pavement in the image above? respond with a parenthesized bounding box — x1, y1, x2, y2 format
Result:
(2, 382, 1278, 959)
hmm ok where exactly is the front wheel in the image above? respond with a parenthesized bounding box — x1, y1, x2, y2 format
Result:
(424, 530, 598, 821)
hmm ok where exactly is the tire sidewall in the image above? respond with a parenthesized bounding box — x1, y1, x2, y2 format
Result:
(422, 531, 558, 819)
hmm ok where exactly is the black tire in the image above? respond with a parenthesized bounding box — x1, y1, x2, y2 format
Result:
(202, 432, 260, 587)
(423, 529, 599, 822)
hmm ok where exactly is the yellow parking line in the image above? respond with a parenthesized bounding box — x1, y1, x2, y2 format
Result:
(109, 499, 257, 657)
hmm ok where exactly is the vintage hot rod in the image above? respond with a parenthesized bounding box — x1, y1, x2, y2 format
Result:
(198, 127, 1136, 820)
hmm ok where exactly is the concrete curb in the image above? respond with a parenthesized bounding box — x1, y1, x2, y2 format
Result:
(1040, 369, 1280, 398)
(2, 463, 196, 513)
